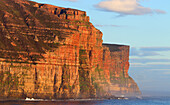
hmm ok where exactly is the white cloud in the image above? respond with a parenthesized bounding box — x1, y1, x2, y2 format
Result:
(130, 63, 145, 67)
(95, 0, 166, 15)
(150, 69, 170, 71)
(130, 47, 160, 57)
(130, 58, 170, 67)
(147, 62, 170, 65)
(130, 58, 170, 63)
(130, 47, 170, 57)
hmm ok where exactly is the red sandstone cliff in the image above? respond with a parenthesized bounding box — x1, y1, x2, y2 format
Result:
(102, 44, 141, 96)
(0, 0, 140, 99)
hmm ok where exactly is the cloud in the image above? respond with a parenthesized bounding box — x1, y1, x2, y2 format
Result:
(130, 47, 170, 57)
(154, 9, 166, 14)
(150, 69, 170, 71)
(140, 47, 170, 52)
(130, 58, 170, 69)
(95, 0, 166, 15)
(130, 47, 170, 68)
(130, 48, 170, 92)
(95, 24, 121, 27)
(130, 60, 170, 69)
(130, 58, 170, 64)
(63, 0, 77, 2)
(130, 47, 160, 57)
(130, 63, 145, 67)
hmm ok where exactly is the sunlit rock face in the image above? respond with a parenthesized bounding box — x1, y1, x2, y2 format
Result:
(0, 0, 140, 99)
(102, 44, 141, 97)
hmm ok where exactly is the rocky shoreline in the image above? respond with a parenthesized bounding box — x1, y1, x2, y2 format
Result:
(0, 95, 136, 102)
(0, 98, 123, 102)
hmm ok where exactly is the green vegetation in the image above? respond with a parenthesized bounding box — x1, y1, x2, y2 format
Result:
(61, 64, 72, 92)
(78, 48, 94, 96)
(82, 14, 86, 17)
(110, 72, 128, 85)
(79, 49, 86, 55)
(79, 49, 87, 62)
(91, 76, 96, 82)
(93, 82, 100, 90)
(95, 67, 103, 72)
(10, 65, 31, 70)
(79, 68, 91, 93)
(0, 71, 26, 94)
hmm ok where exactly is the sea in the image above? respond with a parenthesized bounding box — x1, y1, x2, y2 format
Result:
(1, 97, 170, 105)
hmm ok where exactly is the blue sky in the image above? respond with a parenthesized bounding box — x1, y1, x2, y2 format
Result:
(32, 0, 170, 96)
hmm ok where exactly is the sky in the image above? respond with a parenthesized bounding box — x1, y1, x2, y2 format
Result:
(32, 0, 170, 96)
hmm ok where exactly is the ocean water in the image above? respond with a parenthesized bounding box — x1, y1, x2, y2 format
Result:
(1, 97, 170, 105)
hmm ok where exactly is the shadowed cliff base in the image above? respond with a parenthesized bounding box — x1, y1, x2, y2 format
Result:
(0, 0, 140, 99)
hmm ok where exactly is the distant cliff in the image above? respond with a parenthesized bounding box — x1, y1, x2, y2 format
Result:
(102, 44, 141, 96)
(0, 0, 140, 99)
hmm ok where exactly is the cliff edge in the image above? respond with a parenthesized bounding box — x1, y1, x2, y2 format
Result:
(0, 0, 140, 99)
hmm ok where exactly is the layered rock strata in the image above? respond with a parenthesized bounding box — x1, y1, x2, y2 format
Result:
(102, 44, 141, 96)
(0, 0, 140, 99)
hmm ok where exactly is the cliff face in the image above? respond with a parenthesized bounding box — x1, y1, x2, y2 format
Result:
(0, 0, 140, 99)
(102, 44, 141, 96)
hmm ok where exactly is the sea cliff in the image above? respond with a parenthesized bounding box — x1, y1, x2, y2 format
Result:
(0, 0, 140, 99)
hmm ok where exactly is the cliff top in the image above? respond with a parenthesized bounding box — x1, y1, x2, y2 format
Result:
(0, 0, 94, 63)
(103, 43, 129, 52)
(0, 0, 87, 15)
(103, 43, 129, 47)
